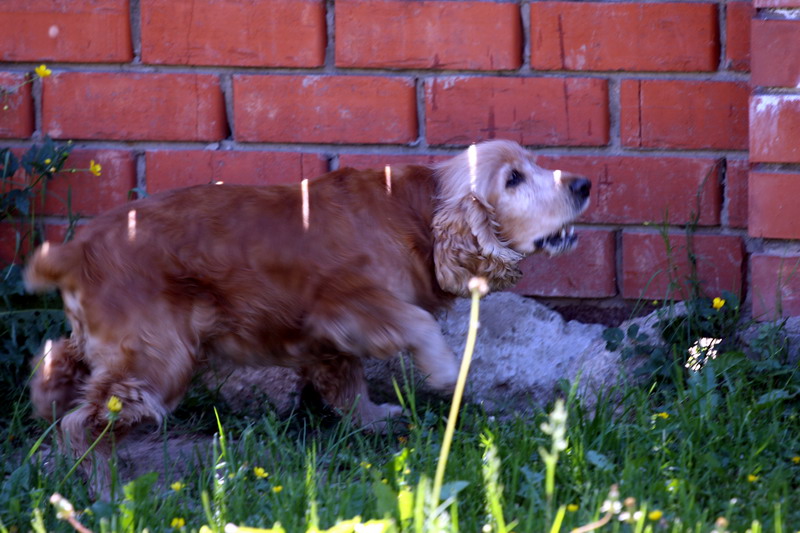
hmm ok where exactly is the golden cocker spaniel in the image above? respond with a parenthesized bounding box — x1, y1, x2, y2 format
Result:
(26, 140, 590, 466)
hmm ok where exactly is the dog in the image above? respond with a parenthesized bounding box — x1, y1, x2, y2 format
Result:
(25, 140, 590, 474)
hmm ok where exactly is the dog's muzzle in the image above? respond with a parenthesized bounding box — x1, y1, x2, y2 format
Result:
(534, 226, 578, 256)
(534, 176, 591, 256)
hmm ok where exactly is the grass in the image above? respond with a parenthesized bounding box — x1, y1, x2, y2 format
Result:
(1, 286, 799, 532)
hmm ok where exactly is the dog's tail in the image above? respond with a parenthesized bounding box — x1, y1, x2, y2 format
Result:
(24, 241, 80, 292)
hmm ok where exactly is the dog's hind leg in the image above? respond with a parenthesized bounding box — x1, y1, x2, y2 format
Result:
(58, 330, 198, 495)
(30, 337, 90, 421)
(60, 373, 163, 492)
(301, 355, 404, 431)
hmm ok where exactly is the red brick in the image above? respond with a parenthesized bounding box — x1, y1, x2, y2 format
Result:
(43, 73, 227, 142)
(45, 224, 71, 243)
(146, 151, 328, 194)
(750, 254, 800, 320)
(425, 77, 608, 147)
(511, 229, 616, 298)
(725, 2, 753, 71)
(725, 158, 749, 229)
(530, 2, 719, 72)
(0, 222, 71, 265)
(2, 147, 134, 216)
(0, 72, 34, 138)
(754, 0, 800, 6)
(336, 0, 521, 70)
(234, 75, 417, 144)
(751, 20, 800, 87)
(39, 150, 136, 216)
(622, 232, 743, 300)
(533, 155, 722, 226)
(338, 153, 447, 170)
(0, 0, 132, 63)
(0, 223, 29, 265)
(141, 0, 325, 67)
(620, 80, 749, 150)
(750, 95, 800, 163)
(748, 171, 800, 238)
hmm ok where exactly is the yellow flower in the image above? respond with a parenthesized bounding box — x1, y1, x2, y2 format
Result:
(648, 510, 663, 521)
(170, 517, 186, 529)
(791, 456, 800, 464)
(712, 297, 726, 310)
(272, 485, 283, 493)
(360, 461, 372, 470)
(170, 481, 184, 491)
(44, 159, 51, 165)
(106, 395, 122, 413)
(89, 160, 102, 176)
(253, 466, 268, 479)
(655, 412, 670, 419)
(567, 504, 579, 512)
(35, 64, 52, 78)
(747, 474, 759, 483)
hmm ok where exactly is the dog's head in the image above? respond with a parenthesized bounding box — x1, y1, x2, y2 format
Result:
(432, 140, 590, 296)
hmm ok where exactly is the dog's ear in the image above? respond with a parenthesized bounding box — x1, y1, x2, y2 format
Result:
(432, 193, 522, 297)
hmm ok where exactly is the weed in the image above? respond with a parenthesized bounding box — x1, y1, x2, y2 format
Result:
(0, 96, 103, 420)
(0, 278, 792, 532)
(0, 135, 85, 420)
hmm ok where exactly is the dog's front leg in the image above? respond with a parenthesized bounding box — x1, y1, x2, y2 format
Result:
(301, 355, 404, 431)
(400, 307, 459, 392)
(306, 285, 458, 424)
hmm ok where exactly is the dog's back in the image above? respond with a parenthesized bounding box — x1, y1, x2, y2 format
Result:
(26, 168, 445, 334)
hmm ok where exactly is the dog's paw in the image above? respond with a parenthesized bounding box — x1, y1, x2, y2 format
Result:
(417, 349, 459, 392)
(358, 402, 406, 433)
(425, 364, 459, 392)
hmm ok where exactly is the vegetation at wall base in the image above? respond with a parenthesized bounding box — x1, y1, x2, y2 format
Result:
(1, 136, 82, 412)
(1, 291, 798, 532)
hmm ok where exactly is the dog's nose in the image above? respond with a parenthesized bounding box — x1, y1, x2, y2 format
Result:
(568, 177, 591, 200)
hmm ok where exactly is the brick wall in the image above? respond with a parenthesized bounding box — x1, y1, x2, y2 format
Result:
(0, 0, 790, 319)
(749, 0, 800, 319)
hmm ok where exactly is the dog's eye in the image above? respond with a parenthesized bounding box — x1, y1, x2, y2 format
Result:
(506, 169, 524, 188)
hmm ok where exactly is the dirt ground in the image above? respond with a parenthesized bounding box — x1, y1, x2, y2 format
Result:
(544, 300, 654, 327)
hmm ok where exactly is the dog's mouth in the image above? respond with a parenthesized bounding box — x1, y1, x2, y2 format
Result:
(533, 225, 577, 256)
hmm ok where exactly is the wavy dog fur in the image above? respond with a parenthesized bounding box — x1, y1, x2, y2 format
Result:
(26, 140, 590, 484)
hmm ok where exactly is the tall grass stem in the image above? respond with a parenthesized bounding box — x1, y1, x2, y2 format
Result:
(431, 279, 485, 510)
